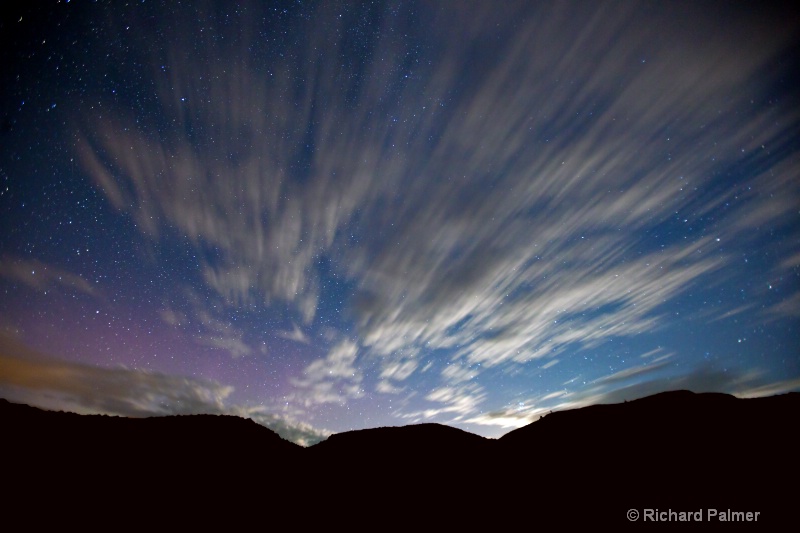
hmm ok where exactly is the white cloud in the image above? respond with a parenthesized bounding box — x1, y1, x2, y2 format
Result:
(200, 335, 252, 359)
(735, 378, 800, 399)
(0, 257, 97, 296)
(0, 333, 327, 446)
(0, 334, 233, 417)
(290, 341, 363, 406)
(466, 363, 800, 435)
(230, 405, 331, 447)
(74, 2, 799, 421)
(159, 295, 256, 359)
(375, 380, 404, 395)
(276, 324, 310, 345)
(380, 359, 418, 382)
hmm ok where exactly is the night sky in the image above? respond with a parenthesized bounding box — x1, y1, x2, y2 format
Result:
(1, 0, 798, 446)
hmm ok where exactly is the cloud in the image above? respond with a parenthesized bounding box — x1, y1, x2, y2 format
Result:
(466, 408, 552, 431)
(230, 405, 331, 447)
(199, 335, 252, 359)
(329, 1, 796, 388)
(290, 341, 363, 406)
(554, 366, 800, 412)
(770, 293, 800, 319)
(466, 363, 800, 433)
(0, 334, 232, 417)
(591, 359, 673, 387)
(766, 251, 800, 319)
(194, 308, 253, 358)
(0, 256, 97, 296)
(395, 383, 487, 424)
(276, 324, 310, 345)
(74, 2, 799, 419)
(159, 292, 256, 359)
(736, 378, 800, 399)
(425, 384, 486, 419)
(0, 333, 325, 445)
(375, 380, 404, 395)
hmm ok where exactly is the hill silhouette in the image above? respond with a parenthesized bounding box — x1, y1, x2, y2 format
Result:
(310, 421, 491, 459)
(2, 397, 304, 511)
(307, 422, 494, 502)
(495, 390, 799, 523)
(3, 390, 797, 527)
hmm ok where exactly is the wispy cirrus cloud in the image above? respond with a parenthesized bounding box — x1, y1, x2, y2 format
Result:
(0, 333, 326, 445)
(290, 340, 363, 406)
(229, 405, 330, 447)
(465, 363, 800, 433)
(74, 1, 799, 422)
(0, 256, 97, 296)
(159, 289, 259, 359)
(0, 332, 233, 417)
(396, 382, 487, 425)
(276, 324, 310, 345)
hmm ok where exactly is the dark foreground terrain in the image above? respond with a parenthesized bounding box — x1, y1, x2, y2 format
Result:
(3, 390, 797, 528)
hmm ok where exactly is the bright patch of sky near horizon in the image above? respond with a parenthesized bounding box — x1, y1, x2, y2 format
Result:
(1, 0, 798, 445)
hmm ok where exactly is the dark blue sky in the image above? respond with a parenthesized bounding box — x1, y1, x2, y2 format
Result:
(1, 0, 798, 445)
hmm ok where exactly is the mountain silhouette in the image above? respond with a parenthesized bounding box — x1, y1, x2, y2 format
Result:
(310, 422, 491, 459)
(308, 422, 493, 503)
(3, 390, 797, 527)
(2, 397, 304, 512)
(495, 390, 799, 522)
